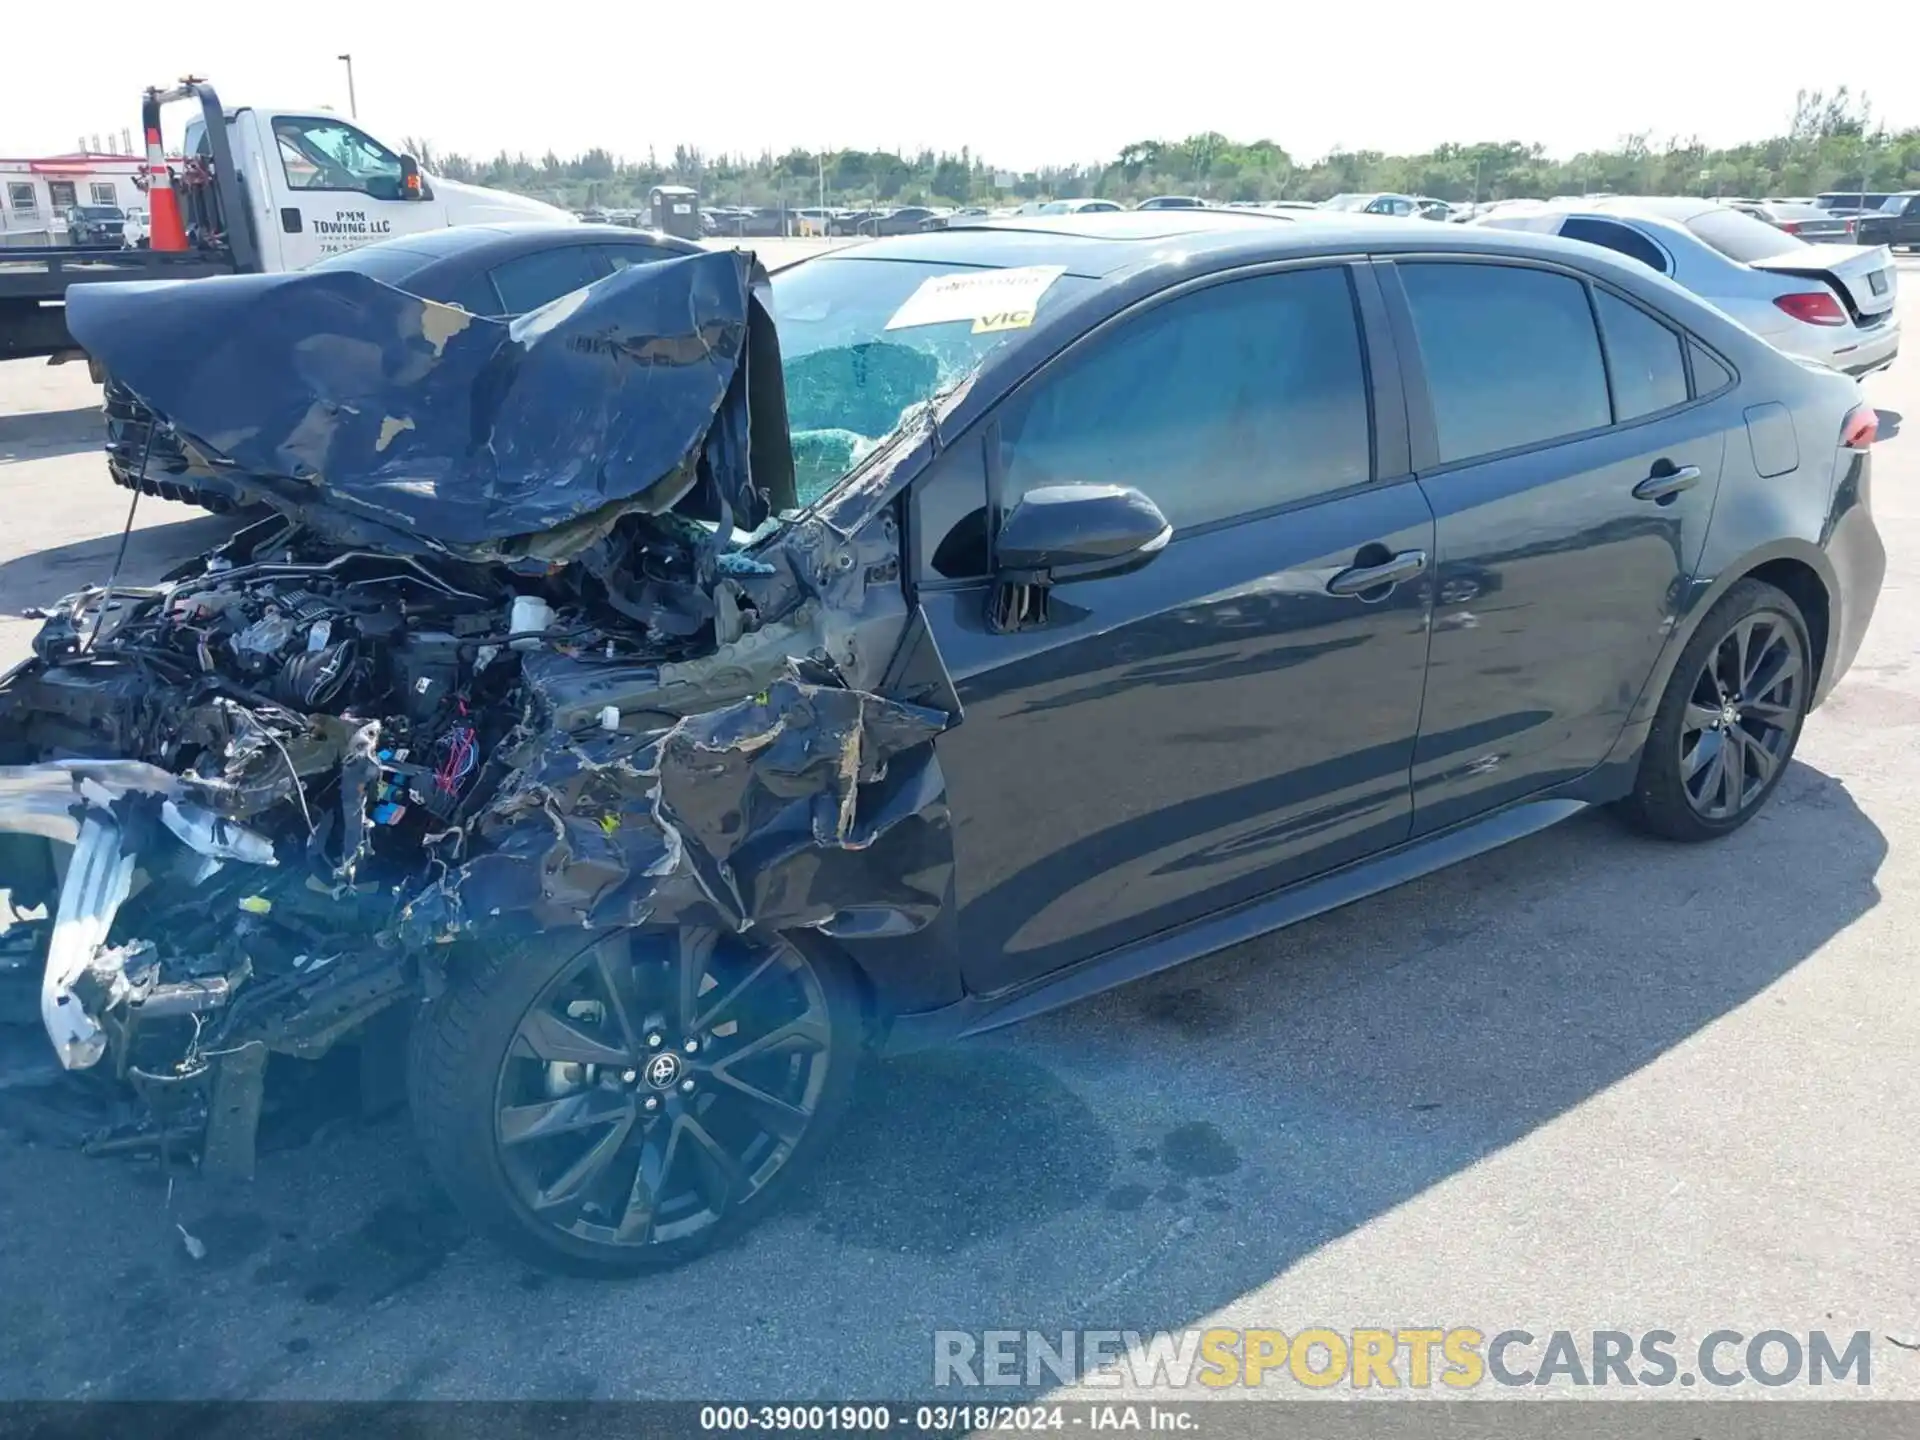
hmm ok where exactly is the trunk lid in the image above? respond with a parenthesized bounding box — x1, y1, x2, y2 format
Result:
(1749, 242, 1898, 323)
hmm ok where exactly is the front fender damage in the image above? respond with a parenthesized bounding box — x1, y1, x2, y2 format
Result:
(0, 246, 961, 1182)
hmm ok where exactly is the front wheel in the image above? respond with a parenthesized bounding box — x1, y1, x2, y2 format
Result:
(409, 927, 865, 1275)
(1619, 578, 1811, 842)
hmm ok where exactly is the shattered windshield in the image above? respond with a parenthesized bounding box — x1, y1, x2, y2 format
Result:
(770, 256, 1093, 503)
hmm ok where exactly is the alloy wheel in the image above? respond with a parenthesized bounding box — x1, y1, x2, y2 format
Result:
(1678, 611, 1805, 822)
(492, 929, 833, 1249)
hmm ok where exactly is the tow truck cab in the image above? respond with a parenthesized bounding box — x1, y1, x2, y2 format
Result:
(0, 80, 574, 364)
(183, 106, 569, 270)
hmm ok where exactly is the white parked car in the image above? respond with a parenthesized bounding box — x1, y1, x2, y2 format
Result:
(1474, 196, 1898, 378)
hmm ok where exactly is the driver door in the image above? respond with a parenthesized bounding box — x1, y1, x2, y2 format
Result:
(263, 113, 441, 268)
(919, 263, 1437, 996)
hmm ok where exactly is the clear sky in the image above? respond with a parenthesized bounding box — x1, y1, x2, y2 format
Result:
(8, 1, 1916, 168)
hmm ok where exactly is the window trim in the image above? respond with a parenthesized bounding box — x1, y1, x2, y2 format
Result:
(1376, 253, 1723, 476)
(270, 113, 407, 198)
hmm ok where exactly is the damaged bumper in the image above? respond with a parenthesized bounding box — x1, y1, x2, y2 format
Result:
(0, 761, 272, 1071)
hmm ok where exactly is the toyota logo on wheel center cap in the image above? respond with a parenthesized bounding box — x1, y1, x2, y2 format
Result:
(644, 1052, 683, 1090)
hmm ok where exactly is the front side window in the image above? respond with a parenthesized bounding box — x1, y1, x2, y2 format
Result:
(487, 246, 606, 315)
(1399, 262, 1610, 464)
(273, 116, 406, 199)
(998, 267, 1373, 532)
(1559, 216, 1669, 274)
(1593, 289, 1688, 420)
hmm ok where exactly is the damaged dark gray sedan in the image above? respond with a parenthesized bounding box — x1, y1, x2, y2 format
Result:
(0, 211, 1886, 1273)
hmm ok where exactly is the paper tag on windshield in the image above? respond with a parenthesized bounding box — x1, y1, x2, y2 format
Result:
(885, 265, 1066, 335)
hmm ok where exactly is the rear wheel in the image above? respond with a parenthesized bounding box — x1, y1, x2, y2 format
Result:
(1619, 579, 1811, 842)
(409, 927, 864, 1275)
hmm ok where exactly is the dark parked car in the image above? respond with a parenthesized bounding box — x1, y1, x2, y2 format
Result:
(65, 204, 127, 246)
(857, 206, 939, 236)
(1814, 191, 1896, 219)
(104, 223, 702, 512)
(1137, 195, 1208, 209)
(9, 210, 1884, 1274)
(1855, 192, 1920, 251)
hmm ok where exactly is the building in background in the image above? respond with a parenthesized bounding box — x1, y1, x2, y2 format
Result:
(0, 154, 145, 247)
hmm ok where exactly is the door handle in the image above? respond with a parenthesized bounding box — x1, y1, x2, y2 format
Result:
(1326, 548, 1429, 598)
(1632, 464, 1702, 502)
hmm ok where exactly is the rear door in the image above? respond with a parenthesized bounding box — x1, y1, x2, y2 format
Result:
(1381, 257, 1728, 833)
(921, 262, 1437, 994)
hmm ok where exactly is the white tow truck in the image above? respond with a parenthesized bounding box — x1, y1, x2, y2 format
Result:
(0, 77, 574, 363)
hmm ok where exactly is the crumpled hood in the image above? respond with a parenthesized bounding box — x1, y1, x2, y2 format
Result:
(67, 249, 796, 560)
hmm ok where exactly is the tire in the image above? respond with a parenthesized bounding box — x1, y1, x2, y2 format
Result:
(1618, 578, 1812, 843)
(408, 926, 865, 1276)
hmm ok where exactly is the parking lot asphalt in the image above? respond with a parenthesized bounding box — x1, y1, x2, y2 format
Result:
(0, 257, 1917, 1403)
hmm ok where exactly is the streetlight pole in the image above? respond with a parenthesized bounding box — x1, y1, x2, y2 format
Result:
(337, 54, 358, 119)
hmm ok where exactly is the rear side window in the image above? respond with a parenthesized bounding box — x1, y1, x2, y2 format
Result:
(1593, 290, 1688, 419)
(998, 266, 1372, 531)
(1559, 217, 1669, 274)
(1399, 263, 1610, 464)
(1690, 342, 1734, 394)
(487, 246, 607, 315)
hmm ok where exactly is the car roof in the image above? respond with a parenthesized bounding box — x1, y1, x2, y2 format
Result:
(799, 209, 1673, 282)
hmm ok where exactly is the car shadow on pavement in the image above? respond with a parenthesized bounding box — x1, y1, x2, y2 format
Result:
(0, 511, 234, 619)
(0, 406, 106, 464)
(0, 763, 1885, 1399)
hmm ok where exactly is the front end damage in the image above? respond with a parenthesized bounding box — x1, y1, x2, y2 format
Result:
(0, 252, 957, 1177)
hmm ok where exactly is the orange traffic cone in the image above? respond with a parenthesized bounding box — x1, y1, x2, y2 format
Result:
(144, 126, 188, 252)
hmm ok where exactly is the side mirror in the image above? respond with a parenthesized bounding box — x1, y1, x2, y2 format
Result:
(399, 154, 426, 201)
(995, 484, 1172, 585)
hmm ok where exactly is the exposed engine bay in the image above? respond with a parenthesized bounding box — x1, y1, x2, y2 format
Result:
(0, 248, 960, 1177)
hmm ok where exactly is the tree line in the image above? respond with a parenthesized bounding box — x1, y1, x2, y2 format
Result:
(404, 90, 1920, 212)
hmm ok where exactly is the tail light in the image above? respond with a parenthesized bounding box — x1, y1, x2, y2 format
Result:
(1779, 220, 1802, 234)
(1841, 404, 1878, 449)
(1773, 291, 1848, 326)
(1845, 219, 1858, 235)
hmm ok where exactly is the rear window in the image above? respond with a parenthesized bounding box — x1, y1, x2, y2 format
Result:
(1684, 208, 1806, 264)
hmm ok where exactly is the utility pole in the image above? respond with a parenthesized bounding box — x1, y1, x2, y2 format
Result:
(337, 54, 358, 119)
